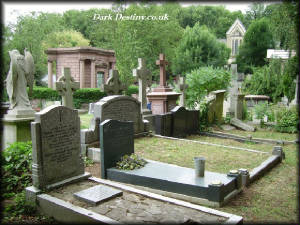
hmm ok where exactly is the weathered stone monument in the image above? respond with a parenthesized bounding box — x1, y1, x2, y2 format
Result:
(104, 69, 126, 95)
(207, 90, 226, 124)
(147, 54, 180, 114)
(176, 75, 188, 107)
(93, 95, 145, 134)
(55, 67, 79, 109)
(2, 49, 35, 149)
(133, 58, 152, 114)
(28, 105, 90, 190)
(228, 64, 244, 119)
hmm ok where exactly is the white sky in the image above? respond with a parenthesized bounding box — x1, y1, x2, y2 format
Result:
(2, 2, 255, 26)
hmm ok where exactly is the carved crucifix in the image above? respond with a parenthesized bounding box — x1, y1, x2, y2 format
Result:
(133, 58, 152, 112)
(156, 53, 168, 87)
(104, 69, 126, 95)
(55, 67, 79, 109)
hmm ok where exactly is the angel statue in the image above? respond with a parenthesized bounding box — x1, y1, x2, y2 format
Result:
(5, 49, 35, 111)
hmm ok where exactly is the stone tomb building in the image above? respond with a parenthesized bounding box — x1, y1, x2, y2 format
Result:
(45, 47, 116, 89)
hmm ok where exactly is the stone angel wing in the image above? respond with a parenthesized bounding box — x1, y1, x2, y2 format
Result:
(24, 48, 35, 96)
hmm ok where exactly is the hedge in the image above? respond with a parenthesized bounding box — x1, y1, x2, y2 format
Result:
(125, 85, 139, 96)
(29, 87, 106, 108)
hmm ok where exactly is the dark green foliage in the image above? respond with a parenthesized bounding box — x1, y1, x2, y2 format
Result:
(236, 18, 275, 72)
(1, 142, 33, 197)
(73, 88, 106, 109)
(185, 66, 231, 108)
(116, 153, 147, 170)
(173, 24, 230, 74)
(125, 85, 139, 96)
(275, 106, 298, 133)
(29, 86, 60, 100)
(243, 58, 298, 102)
(197, 100, 211, 131)
(253, 102, 275, 127)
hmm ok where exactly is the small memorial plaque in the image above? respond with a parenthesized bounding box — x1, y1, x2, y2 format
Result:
(73, 185, 123, 206)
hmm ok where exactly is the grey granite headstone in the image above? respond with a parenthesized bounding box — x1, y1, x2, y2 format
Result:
(230, 118, 256, 132)
(100, 119, 134, 179)
(88, 103, 95, 114)
(104, 69, 126, 95)
(94, 95, 144, 134)
(73, 184, 123, 206)
(31, 105, 88, 189)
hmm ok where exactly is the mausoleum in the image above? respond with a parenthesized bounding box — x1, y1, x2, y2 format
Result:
(45, 47, 116, 89)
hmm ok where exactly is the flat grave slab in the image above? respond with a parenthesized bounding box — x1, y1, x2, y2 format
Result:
(107, 160, 240, 203)
(73, 184, 123, 206)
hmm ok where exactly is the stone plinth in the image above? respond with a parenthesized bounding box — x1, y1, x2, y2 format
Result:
(2, 115, 35, 150)
(147, 91, 180, 115)
(2, 109, 35, 150)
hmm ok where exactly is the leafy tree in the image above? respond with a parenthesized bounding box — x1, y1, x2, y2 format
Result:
(42, 30, 90, 49)
(177, 5, 249, 38)
(173, 23, 230, 75)
(236, 18, 275, 72)
(185, 66, 231, 108)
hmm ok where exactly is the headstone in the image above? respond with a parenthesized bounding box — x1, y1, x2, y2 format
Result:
(171, 106, 188, 138)
(73, 185, 123, 206)
(154, 113, 173, 136)
(55, 67, 79, 109)
(31, 105, 89, 189)
(186, 109, 200, 135)
(104, 69, 126, 95)
(133, 58, 152, 114)
(207, 90, 226, 123)
(230, 118, 256, 132)
(100, 119, 134, 179)
(93, 95, 145, 134)
(176, 76, 188, 107)
(88, 103, 95, 114)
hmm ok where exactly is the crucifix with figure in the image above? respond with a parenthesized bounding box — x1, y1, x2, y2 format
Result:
(104, 69, 126, 95)
(133, 58, 152, 113)
(55, 67, 79, 109)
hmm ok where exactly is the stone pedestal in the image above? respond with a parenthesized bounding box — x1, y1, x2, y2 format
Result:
(234, 94, 245, 120)
(2, 109, 35, 150)
(147, 89, 180, 115)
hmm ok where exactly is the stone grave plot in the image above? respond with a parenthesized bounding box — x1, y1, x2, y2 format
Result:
(100, 119, 242, 207)
(144, 134, 285, 189)
(45, 178, 242, 224)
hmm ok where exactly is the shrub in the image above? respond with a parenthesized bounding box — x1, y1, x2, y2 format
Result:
(1, 141, 32, 197)
(29, 87, 106, 109)
(73, 88, 106, 108)
(275, 106, 298, 133)
(125, 85, 139, 96)
(116, 153, 147, 170)
(29, 86, 60, 100)
(185, 66, 231, 108)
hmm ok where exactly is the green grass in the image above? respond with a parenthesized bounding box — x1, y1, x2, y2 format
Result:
(134, 133, 298, 223)
(218, 128, 298, 142)
(79, 113, 93, 129)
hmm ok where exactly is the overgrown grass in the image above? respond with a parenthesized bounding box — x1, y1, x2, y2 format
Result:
(134, 132, 298, 223)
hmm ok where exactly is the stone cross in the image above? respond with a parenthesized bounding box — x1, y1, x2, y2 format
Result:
(133, 58, 152, 112)
(55, 67, 79, 109)
(104, 69, 126, 95)
(176, 76, 188, 107)
(156, 53, 168, 87)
